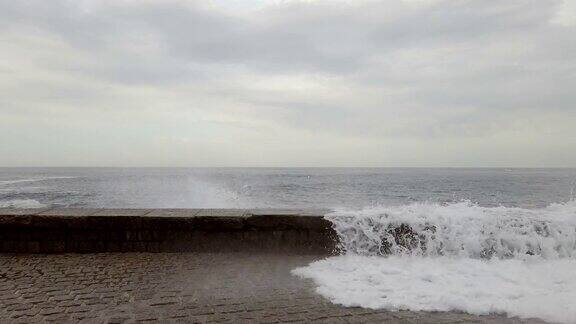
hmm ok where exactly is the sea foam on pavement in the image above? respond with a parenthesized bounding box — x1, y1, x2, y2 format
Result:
(293, 201, 576, 323)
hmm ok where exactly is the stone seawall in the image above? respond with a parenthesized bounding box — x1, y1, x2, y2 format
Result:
(0, 208, 336, 254)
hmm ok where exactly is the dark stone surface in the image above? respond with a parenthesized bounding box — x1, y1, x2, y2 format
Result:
(246, 214, 332, 230)
(145, 209, 201, 217)
(0, 209, 337, 254)
(196, 209, 248, 217)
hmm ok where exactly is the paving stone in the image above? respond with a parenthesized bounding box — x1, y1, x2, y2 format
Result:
(0, 253, 548, 324)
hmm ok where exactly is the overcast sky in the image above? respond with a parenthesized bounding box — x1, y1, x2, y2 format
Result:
(1, 0, 575, 167)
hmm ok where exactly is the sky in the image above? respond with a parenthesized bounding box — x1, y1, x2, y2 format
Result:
(0, 0, 575, 167)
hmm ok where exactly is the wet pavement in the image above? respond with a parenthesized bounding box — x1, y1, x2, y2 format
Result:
(0, 253, 547, 323)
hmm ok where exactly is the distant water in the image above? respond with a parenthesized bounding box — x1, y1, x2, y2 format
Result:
(0, 168, 575, 209)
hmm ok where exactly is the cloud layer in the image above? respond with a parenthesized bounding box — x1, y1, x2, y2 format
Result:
(1, 0, 575, 167)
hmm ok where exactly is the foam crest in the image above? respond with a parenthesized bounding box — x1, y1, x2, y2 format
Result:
(327, 201, 576, 259)
(0, 176, 76, 186)
(0, 199, 46, 208)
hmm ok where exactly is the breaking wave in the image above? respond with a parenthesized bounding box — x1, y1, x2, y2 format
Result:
(293, 201, 576, 323)
(0, 176, 76, 186)
(0, 198, 46, 208)
(327, 200, 576, 260)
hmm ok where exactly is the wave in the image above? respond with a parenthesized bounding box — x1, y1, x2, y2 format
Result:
(295, 201, 576, 323)
(0, 176, 76, 186)
(326, 200, 576, 260)
(0, 199, 46, 208)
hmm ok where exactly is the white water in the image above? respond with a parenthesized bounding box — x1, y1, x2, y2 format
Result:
(0, 176, 76, 186)
(293, 256, 576, 323)
(293, 201, 576, 323)
(0, 198, 46, 208)
(328, 201, 576, 259)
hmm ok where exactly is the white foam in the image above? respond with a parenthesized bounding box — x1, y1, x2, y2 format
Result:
(0, 176, 76, 186)
(293, 201, 576, 323)
(0, 199, 46, 208)
(327, 201, 576, 259)
(293, 255, 576, 323)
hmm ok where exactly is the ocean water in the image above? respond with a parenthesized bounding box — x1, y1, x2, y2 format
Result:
(0, 167, 575, 209)
(284, 168, 576, 323)
(2, 167, 576, 322)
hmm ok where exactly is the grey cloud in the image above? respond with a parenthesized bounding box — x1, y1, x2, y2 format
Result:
(0, 0, 575, 166)
(1, 0, 571, 76)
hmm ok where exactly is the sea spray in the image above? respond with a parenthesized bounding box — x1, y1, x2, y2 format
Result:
(326, 201, 576, 259)
(0, 198, 46, 208)
(293, 201, 576, 323)
(0, 176, 77, 186)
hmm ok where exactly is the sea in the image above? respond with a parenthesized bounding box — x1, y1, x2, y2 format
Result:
(2, 167, 576, 323)
(1, 167, 575, 209)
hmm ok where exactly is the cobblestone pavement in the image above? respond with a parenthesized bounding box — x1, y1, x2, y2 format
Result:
(0, 253, 547, 323)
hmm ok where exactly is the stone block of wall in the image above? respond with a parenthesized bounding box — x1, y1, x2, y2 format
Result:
(0, 208, 337, 255)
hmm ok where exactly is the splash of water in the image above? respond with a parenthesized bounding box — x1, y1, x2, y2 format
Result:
(0, 176, 77, 186)
(326, 200, 576, 259)
(294, 201, 576, 322)
(0, 198, 46, 208)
